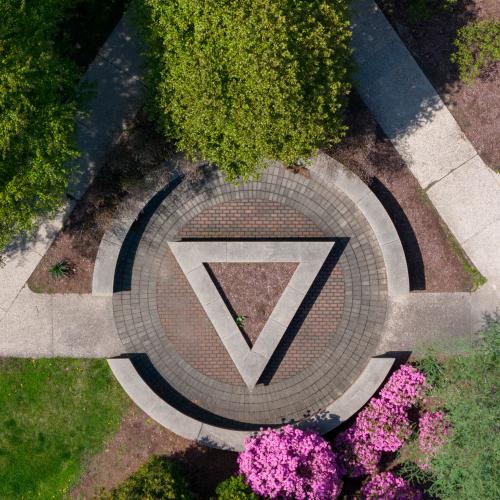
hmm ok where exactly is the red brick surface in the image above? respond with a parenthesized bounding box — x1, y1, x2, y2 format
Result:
(157, 199, 344, 386)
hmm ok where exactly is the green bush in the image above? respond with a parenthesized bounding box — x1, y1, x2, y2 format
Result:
(133, 0, 352, 181)
(412, 320, 500, 499)
(451, 19, 500, 83)
(407, 0, 457, 22)
(99, 456, 193, 500)
(214, 475, 258, 500)
(0, 0, 80, 252)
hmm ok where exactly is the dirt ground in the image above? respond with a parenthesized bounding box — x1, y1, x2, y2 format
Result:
(71, 404, 237, 499)
(329, 93, 473, 291)
(207, 263, 298, 345)
(377, 0, 500, 170)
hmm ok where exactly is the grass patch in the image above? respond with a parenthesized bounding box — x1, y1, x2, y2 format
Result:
(0, 358, 129, 499)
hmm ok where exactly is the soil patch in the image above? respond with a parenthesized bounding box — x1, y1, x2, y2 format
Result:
(71, 404, 237, 500)
(206, 262, 298, 345)
(329, 93, 473, 291)
(377, 0, 500, 170)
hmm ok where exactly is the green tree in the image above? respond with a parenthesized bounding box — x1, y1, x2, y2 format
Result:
(134, 0, 352, 181)
(0, 0, 80, 251)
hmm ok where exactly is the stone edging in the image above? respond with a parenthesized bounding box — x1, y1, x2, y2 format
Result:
(108, 356, 394, 451)
(309, 153, 409, 296)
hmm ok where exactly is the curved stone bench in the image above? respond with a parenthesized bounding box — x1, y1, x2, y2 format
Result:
(108, 356, 394, 451)
(96, 157, 404, 449)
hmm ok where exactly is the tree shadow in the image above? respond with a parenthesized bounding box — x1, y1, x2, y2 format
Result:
(369, 177, 426, 290)
(163, 444, 238, 499)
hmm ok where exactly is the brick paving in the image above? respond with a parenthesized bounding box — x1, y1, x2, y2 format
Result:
(113, 166, 388, 428)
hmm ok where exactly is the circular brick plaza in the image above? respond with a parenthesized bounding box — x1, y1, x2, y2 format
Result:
(112, 163, 389, 430)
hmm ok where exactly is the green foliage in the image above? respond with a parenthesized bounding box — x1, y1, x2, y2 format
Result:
(48, 260, 71, 279)
(0, 0, 80, 252)
(214, 475, 258, 500)
(133, 0, 352, 181)
(99, 456, 193, 500)
(0, 358, 129, 499)
(414, 320, 500, 499)
(452, 19, 500, 83)
(0, 0, 128, 252)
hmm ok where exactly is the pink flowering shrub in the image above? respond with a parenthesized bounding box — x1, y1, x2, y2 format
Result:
(361, 472, 422, 499)
(238, 425, 343, 499)
(336, 365, 427, 476)
(379, 365, 427, 409)
(418, 411, 450, 469)
(335, 426, 381, 477)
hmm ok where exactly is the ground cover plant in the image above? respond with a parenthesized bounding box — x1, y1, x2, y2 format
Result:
(0, 0, 127, 253)
(98, 456, 193, 499)
(133, 0, 352, 181)
(408, 319, 500, 499)
(0, 358, 128, 499)
(451, 19, 500, 82)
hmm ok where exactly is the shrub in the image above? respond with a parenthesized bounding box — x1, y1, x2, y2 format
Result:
(215, 475, 258, 500)
(238, 425, 343, 499)
(99, 456, 193, 499)
(418, 320, 500, 499)
(417, 411, 449, 469)
(133, 0, 352, 181)
(336, 365, 426, 476)
(361, 472, 422, 500)
(451, 19, 500, 83)
(0, 0, 79, 252)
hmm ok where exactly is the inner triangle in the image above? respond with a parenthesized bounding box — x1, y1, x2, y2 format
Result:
(205, 262, 298, 346)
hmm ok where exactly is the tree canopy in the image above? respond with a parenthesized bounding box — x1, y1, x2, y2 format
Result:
(135, 0, 352, 181)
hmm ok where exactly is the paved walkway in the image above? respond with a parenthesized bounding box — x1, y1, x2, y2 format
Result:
(350, 0, 500, 293)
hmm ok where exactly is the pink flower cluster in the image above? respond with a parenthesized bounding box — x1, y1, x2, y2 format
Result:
(336, 365, 427, 476)
(238, 425, 343, 499)
(360, 472, 423, 499)
(418, 411, 449, 469)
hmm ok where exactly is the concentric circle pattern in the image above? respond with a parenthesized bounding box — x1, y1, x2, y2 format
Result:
(113, 166, 387, 429)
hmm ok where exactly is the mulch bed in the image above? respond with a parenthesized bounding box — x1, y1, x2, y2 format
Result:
(329, 93, 473, 292)
(29, 95, 474, 293)
(376, 0, 500, 170)
(70, 404, 237, 500)
(207, 262, 298, 345)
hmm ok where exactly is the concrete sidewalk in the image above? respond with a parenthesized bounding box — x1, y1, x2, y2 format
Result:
(0, 15, 145, 321)
(350, 0, 500, 291)
(0, 289, 122, 357)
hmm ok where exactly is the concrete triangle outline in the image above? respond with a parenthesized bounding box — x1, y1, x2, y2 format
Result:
(168, 241, 334, 389)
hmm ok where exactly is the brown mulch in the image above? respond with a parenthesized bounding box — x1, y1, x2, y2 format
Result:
(71, 405, 237, 500)
(207, 262, 298, 345)
(377, 0, 500, 170)
(27, 111, 172, 294)
(29, 97, 474, 294)
(329, 92, 472, 292)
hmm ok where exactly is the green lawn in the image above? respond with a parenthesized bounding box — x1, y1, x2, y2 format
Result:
(0, 359, 129, 499)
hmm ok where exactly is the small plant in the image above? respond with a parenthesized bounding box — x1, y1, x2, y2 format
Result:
(214, 475, 258, 500)
(99, 456, 193, 499)
(451, 19, 500, 83)
(48, 260, 72, 279)
(235, 314, 247, 328)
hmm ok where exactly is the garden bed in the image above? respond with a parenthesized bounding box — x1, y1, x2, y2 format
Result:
(377, 0, 500, 170)
(28, 95, 476, 294)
